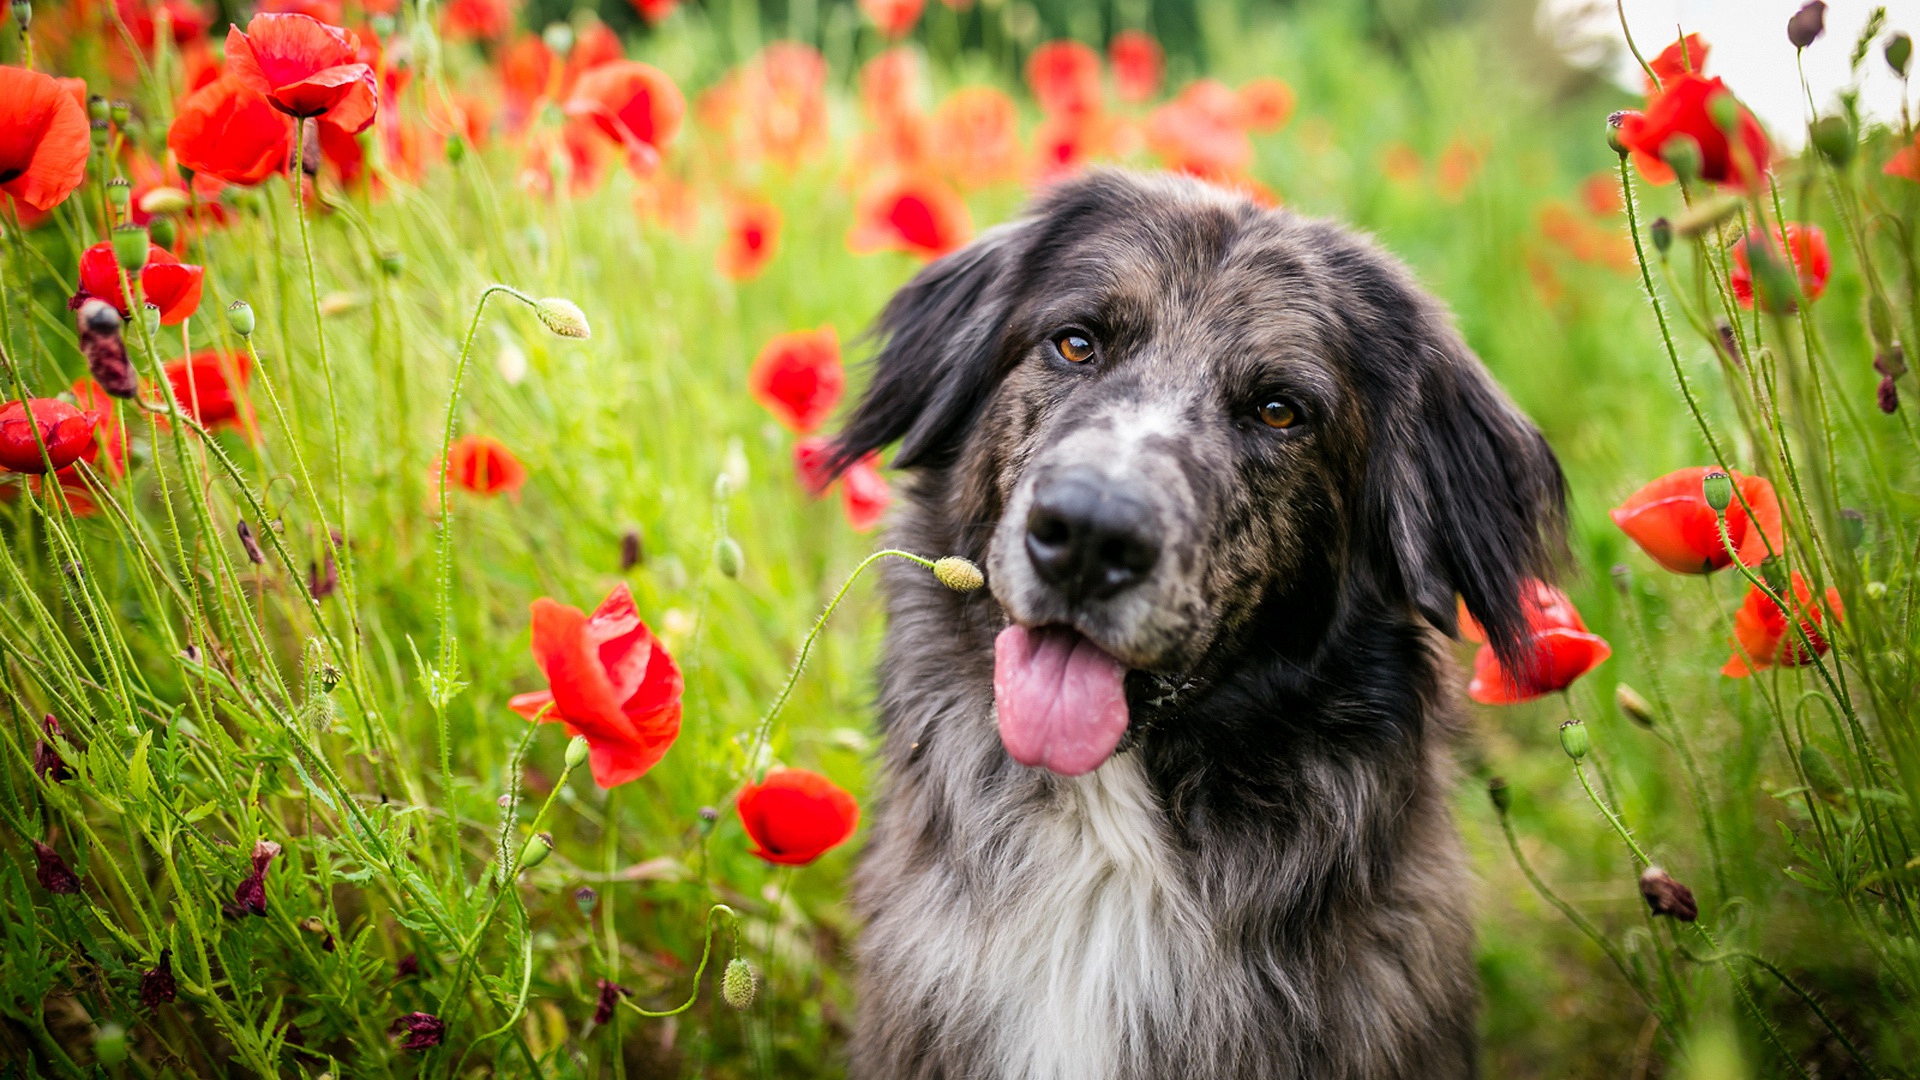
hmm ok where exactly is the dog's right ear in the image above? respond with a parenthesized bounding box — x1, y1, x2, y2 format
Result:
(827, 222, 1029, 476)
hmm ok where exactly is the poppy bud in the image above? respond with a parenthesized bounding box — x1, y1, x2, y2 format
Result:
(227, 300, 256, 338)
(33, 714, 71, 783)
(93, 1022, 128, 1067)
(1875, 345, 1907, 378)
(140, 948, 177, 1009)
(310, 553, 337, 600)
(88, 94, 108, 123)
(32, 840, 80, 894)
(1609, 562, 1632, 593)
(1671, 193, 1742, 238)
(236, 520, 265, 564)
(1787, 2, 1825, 49)
(1558, 718, 1590, 761)
(565, 734, 590, 771)
(1705, 91, 1742, 137)
(592, 978, 627, 1024)
(141, 302, 160, 338)
(518, 831, 553, 871)
(933, 556, 985, 592)
(389, 1012, 446, 1052)
(1604, 111, 1629, 156)
(109, 100, 130, 127)
(1615, 684, 1656, 728)
(1879, 374, 1899, 414)
(1716, 321, 1743, 366)
(1889, 33, 1913, 78)
(715, 536, 744, 578)
(1744, 239, 1801, 315)
(106, 177, 130, 215)
(620, 528, 644, 571)
(78, 297, 137, 398)
(111, 224, 148, 272)
(148, 216, 176, 251)
(533, 297, 591, 339)
(1867, 580, 1888, 600)
(446, 134, 467, 164)
(1638, 865, 1698, 921)
(1799, 743, 1846, 804)
(574, 885, 598, 914)
(697, 805, 719, 834)
(1487, 775, 1511, 815)
(1701, 470, 1733, 513)
(380, 251, 404, 277)
(1839, 508, 1866, 549)
(1648, 217, 1672, 255)
(1809, 115, 1853, 166)
(722, 957, 756, 1010)
(139, 187, 190, 216)
(10, 1, 28, 31)
(1662, 134, 1703, 183)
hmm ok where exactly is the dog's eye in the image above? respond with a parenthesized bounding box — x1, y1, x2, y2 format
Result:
(1051, 331, 1095, 364)
(1258, 399, 1300, 429)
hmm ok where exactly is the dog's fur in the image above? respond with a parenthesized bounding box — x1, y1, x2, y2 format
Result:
(825, 171, 1566, 1080)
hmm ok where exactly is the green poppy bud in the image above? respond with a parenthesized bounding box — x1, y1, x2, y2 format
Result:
(1701, 470, 1733, 514)
(87, 94, 108, 123)
(1615, 684, 1656, 728)
(1799, 743, 1846, 804)
(722, 957, 756, 1010)
(90, 118, 109, 149)
(1888, 32, 1912, 78)
(697, 805, 719, 834)
(565, 734, 590, 772)
(110, 99, 130, 127)
(446, 134, 467, 164)
(715, 537, 743, 578)
(534, 296, 590, 339)
(148, 215, 176, 251)
(106, 177, 130, 214)
(933, 556, 985, 592)
(1809, 116, 1853, 166)
(111, 223, 148, 271)
(93, 1022, 128, 1067)
(1604, 111, 1629, 157)
(1744, 239, 1801, 315)
(226, 300, 255, 338)
(1649, 217, 1672, 255)
(574, 885, 598, 914)
(518, 832, 554, 871)
(1487, 775, 1511, 815)
(1559, 719, 1590, 761)
(142, 302, 160, 338)
(1866, 580, 1888, 600)
(1662, 134, 1703, 183)
(10, 1, 29, 31)
(381, 250, 404, 277)
(1706, 91, 1742, 136)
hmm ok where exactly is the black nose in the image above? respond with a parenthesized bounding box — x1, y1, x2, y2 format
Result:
(1024, 472, 1161, 602)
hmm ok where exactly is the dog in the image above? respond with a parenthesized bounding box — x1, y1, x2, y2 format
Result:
(822, 169, 1566, 1080)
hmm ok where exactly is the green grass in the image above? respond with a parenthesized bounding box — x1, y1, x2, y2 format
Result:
(4, 0, 1920, 1075)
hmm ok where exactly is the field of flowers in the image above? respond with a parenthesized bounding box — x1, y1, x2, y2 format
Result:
(2, 0, 1919, 1075)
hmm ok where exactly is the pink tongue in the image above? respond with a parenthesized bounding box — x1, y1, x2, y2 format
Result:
(993, 624, 1130, 776)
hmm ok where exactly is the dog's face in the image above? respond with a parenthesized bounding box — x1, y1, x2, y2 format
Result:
(831, 171, 1564, 774)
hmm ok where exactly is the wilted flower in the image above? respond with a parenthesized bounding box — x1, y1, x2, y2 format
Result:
(32, 840, 81, 894)
(32, 713, 71, 783)
(1638, 865, 1698, 921)
(139, 948, 177, 1009)
(735, 768, 860, 865)
(237, 520, 266, 564)
(233, 839, 282, 916)
(592, 978, 629, 1024)
(309, 552, 338, 600)
(620, 528, 644, 571)
(389, 1011, 445, 1052)
(396, 952, 420, 978)
(77, 298, 136, 399)
(1786, 2, 1826, 49)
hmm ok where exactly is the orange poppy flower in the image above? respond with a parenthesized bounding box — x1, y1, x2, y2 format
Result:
(840, 454, 891, 532)
(1145, 80, 1251, 181)
(735, 768, 859, 866)
(442, 0, 513, 42)
(1109, 31, 1164, 103)
(860, 48, 923, 125)
(76, 242, 204, 326)
(439, 434, 527, 497)
(931, 87, 1020, 188)
(225, 13, 379, 133)
(164, 350, 250, 428)
(732, 43, 831, 166)
(847, 175, 972, 259)
(1032, 111, 1110, 182)
(860, 0, 924, 39)
(1730, 224, 1831, 308)
(1580, 173, 1622, 215)
(498, 34, 555, 128)
(1617, 74, 1769, 191)
(564, 60, 684, 170)
(1464, 580, 1610, 705)
(169, 74, 293, 186)
(718, 199, 781, 281)
(1611, 467, 1783, 574)
(1237, 77, 1294, 132)
(1723, 572, 1844, 678)
(116, 0, 212, 49)
(509, 584, 683, 788)
(0, 67, 91, 212)
(0, 399, 99, 474)
(750, 327, 843, 434)
(1886, 132, 1920, 182)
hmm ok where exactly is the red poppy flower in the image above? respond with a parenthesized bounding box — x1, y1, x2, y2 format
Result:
(1465, 580, 1610, 704)
(258, 0, 344, 19)
(1722, 571, 1844, 678)
(0, 67, 90, 213)
(793, 436, 835, 494)
(1729, 224, 1831, 308)
(1458, 579, 1585, 645)
(1887, 133, 1920, 182)
(931, 87, 1020, 188)
(718, 199, 781, 281)
(840, 455, 891, 532)
(735, 768, 859, 866)
(439, 434, 527, 497)
(443, 0, 514, 42)
(168, 75, 293, 186)
(1027, 40, 1103, 118)
(860, 48, 923, 125)
(1146, 80, 1252, 181)
(750, 327, 843, 434)
(1106, 31, 1164, 104)
(1580, 173, 1623, 216)
(860, 0, 924, 39)
(225, 13, 379, 133)
(498, 35, 555, 127)
(117, 0, 212, 48)
(508, 584, 683, 788)
(630, 0, 678, 24)
(1610, 467, 1783, 574)
(1617, 73, 1769, 190)
(1646, 32, 1709, 92)
(77, 242, 205, 326)
(1032, 112, 1109, 182)
(847, 175, 972, 259)
(0, 399, 99, 474)
(722, 43, 830, 166)
(164, 350, 250, 427)
(1237, 77, 1294, 132)
(564, 60, 684, 169)
(563, 22, 626, 94)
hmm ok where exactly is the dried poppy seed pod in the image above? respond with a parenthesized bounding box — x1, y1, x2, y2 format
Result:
(1558, 719, 1589, 761)
(933, 556, 985, 592)
(1701, 470, 1733, 514)
(1809, 115, 1853, 166)
(1638, 865, 1698, 921)
(534, 297, 591, 339)
(227, 300, 256, 338)
(722, 957, 757, 1010)
(111, 224, 149, 272)
(1799, 743, 1846, 804)
(1486, 775, 1511, 815)
(715, 536, 744, 578)
(518, 831, 554, 871)
(1648, 217, 1672, 255)
(106, 177, 130, 215)
(1787, 2, 1825, 49)
(1888, 33, 1913, 78)
(564, 734, 590, 771)
(1615, 684, 1656, 728)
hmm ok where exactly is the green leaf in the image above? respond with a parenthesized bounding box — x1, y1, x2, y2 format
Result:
(127, 732, 153, 805)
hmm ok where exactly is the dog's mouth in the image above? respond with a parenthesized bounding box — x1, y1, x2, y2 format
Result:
(992, 623, 1131, 776)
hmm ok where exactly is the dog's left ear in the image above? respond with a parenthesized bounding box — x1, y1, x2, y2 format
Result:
(1366, 316, 1568, 666)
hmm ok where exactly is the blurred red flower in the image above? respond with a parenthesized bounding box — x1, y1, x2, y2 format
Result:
(0, 399, 99, 474)
(630, 0, 678, 24)
(116, 0, 211, 48)
(721, 44, 830, 166)
(258, 0, 344, 20)
(1032, 112, 1110, 182)
(793, 436, 835, 494)
(719, 199, 781, 281)
(164, 350, 250, 428)
(931, 87, 1020, 188)
(847, 175, 972, 259)
(1646, 32, 1709, 92)
(1617, 73, 1769, 190)
(1109, 31, 1163, 103)
(1237, 77, 1295, 132)
(736, 768, 859, 866)
(1580, 173, 1622, 215)
(1027, 40, 1103, 118)
(840, 454, 891, 532)
(169, 75, 293, 186)
(1723, 572, 1844, 678)
(750, 327, 843, 433)
(509, 584, 683, 788)
(440, 434, 527, 497)
(226, 13, 379, 133)
(1886, 133, 1920, 182)
(565, 60, 684, 170)
(1146, 80, 1251, 181)
(564, 22, 626, 93)
(1611, 466, 1783, 574)
(861, 0, 924, 39)
(1465, 580, 1610, 704)
(861, 48, 924, 125)
(0, 67, 91, 212)
(443, 0, 515, 42)
(1730, 224, 1830, 307)
(77, 242, 204, 326)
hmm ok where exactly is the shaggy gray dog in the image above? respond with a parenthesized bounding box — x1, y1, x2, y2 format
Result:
(823, 170, 1565, 1080)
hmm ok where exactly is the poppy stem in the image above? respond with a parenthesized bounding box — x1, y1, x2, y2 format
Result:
(1574, 757, 1652, 868)
(1613, 0, 1658, 87)
(619, 904, 739, 1017)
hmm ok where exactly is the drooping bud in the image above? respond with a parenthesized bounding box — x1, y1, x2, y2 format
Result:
(1558, 718, 1590, 761)
(564, 735, 590, 771)
(1638, 865, 1699, 921)
(105, 177, 130, 215)
(722, 957, 757, 1010)
(1799, 743, 1847, 804)
(1786, 2, 1825, 49)
(1605, 111, 1630, 157)
(233, 839, 281, 916)
(1648, 217, 1672, 254)
(1663, 134, 1703, 183)
(1486, 775, 1511, 815)
(933, 556, 985, 592)
(592, 978, 628, 1024)
(139, 948, 177, 1009)
(1715, 321, 1743, 366)
(148, 215, 176, 250)
(33, 713, 71, 782)
(236, 520, 265, 564)
(77, 297, 135, 398)
(620, 528, 644, 570)
(533, 297, 590, 339)
(518, 831, 554, 871)
(715, 537, 744, 578)
(388, 1012, 446, 1052)
(1701, 470, 1733, 514)
(1615, 684, 1656, 728)
(226, 299, 256, 338)
(1879, 375, 1899, 414)
(1809, 115, 1853, 166)
(574, 886, 598, 914)
(1889, 32, 1913, 78)
(111, 224, 149, 272)
(32, 840, 80, 894)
